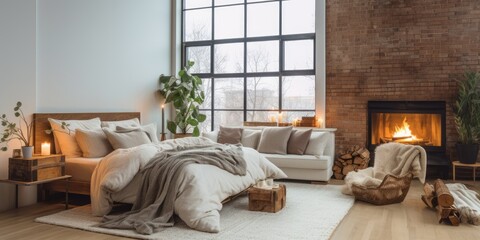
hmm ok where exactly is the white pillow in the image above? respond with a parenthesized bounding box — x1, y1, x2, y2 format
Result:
(202, 130, 218, 142)
(257, 126, 293, 154)
(101, 118, 140, 129)
(75, 129, 113, 158)
(117, 123, 159, 143)
(304, 132, 329, 156)
(241, 129, 262, 149)
(48, 118, 102, 157)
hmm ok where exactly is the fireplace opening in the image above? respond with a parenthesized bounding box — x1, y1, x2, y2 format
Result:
(368, 101, 448, 178)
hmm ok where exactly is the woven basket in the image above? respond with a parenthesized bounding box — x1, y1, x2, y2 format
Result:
(351, 172, 413, 205)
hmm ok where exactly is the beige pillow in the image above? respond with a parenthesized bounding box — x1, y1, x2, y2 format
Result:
(304, 132, 328, 156)
(241, 129, 262, 149)
(116, 123, 159, 143)
(218, 126, 243, 144)
(103, 128, 152, 149)
(257, 126, 293, 154)
(75, 129, 113, 158)
(48, 118, 102, 157)
(287, 129, 313, 155)
(101, 118, 140, 129)
(202, 130, 218, 142)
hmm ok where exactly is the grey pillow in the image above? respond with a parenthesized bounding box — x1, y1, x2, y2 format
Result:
(257, 126, 293, 154)
(218, 126, 243, 144)
(103, 128, 152, 149)
(75, 129, 113, 158)
(116, 123, 159, 143)
(287, 129, 313, 155)
(241, 129, 262, 149)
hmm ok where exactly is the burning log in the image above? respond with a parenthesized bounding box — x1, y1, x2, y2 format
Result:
(333, 145, 370, 180)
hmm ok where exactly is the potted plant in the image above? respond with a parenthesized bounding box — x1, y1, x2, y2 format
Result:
(0, 101, 34, 158)
(453, 71, 480, 164)
(157, 60, 206, 138)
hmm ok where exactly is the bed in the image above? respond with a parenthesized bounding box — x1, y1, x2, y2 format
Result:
(33, 112, 140, 195)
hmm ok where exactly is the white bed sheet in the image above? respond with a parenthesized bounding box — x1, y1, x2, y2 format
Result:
(66, 157, 102, 182)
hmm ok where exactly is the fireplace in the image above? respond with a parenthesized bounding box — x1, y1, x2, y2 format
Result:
(368, 101, 448, 178)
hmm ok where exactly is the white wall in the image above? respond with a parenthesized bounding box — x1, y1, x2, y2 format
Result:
(0, 0, 38, 211)
(36, 0, 172, 124)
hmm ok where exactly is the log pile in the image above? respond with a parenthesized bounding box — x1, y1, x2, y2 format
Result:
(333, 145, 370, 180)
(421, 179, 460, 226)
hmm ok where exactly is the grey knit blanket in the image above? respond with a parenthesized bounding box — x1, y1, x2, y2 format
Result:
(98, 143, 246, 235)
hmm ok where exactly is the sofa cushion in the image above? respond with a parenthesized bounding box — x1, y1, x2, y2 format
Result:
(304, 132, 329, 156)
(263, 153, 331, 170)
(241, 129, 262, 149)
(257, 126, 293, 154)
(202, 130, 218, 142)
(287, 129, 312, 154)
(218, 126, 243, 144)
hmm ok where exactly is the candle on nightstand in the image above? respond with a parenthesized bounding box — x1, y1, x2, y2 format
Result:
(41, 142, 51, 156)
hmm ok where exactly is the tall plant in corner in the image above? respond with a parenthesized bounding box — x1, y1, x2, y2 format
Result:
(453, 71, 480, 163)
(158, 60, 206, 137)
(0, 101, 34, 158)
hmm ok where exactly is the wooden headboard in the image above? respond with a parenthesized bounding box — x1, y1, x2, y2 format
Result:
(33, 112, 141, 154)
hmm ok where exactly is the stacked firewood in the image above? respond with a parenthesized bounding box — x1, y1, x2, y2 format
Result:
(333, 145, 370, 180)
(421, 179, 460, 226)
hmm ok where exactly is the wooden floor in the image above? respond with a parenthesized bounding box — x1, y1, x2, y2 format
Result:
(0, 180, 479, 240)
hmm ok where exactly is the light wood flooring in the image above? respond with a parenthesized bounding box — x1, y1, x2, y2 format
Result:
(0, 180, 479, 240)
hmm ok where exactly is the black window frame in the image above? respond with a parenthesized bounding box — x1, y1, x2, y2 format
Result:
(182, 0, 316, 130)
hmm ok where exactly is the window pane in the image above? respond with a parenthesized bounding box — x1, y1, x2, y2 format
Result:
(246, 111, 271, 122)
(199, 111, 212, 132)
(186, 46, 211, 73)
(247, 2, 279, 37)
(214, 78, 244, 109)
(184, 9, 212, 41)
(247, 0, 272, 2)
(282, 111, 316, 124)
(215, 0, 243, 6)
(247, 77, 279, 110)
(247, 41, 279, 72)
(214, 43, 244, 73)
(214, 111, 244, 129)
(185, 0, 211, 9)
(282, 76, 315, 110)
(284, 40, 314, 70)
(215, 5, 244, 39)
(200, 78, 212, 109)
(282, 0, 315, 35)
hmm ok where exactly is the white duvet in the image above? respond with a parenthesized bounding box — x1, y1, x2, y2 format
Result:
(91, 137, 287, 232)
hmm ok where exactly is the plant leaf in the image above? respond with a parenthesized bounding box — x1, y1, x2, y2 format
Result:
(167, 121, 177, 134)
(197, 114, 207, 123)
(192, 126, 200, 137)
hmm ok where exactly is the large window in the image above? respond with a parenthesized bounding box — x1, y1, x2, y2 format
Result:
(182, 0, 316, 131)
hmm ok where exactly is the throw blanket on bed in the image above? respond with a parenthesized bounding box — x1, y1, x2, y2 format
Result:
(342, 142, 427, 195)
(446, 183, 480, 225)
(98, 143, 246, 235)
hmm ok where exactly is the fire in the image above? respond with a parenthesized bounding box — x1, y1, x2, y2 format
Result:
(393, 117, 417, 140)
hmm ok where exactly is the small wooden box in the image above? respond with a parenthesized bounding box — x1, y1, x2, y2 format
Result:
(9, 154, 65, 182)
(248, 184, 286, 213)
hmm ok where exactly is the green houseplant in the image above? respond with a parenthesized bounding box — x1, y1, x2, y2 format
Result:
(0, 101, 34, 158)
(453, 71, 480, 163)
(157, 60, 206, 137)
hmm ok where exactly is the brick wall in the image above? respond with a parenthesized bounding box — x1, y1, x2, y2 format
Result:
(326, 0, 480, 162)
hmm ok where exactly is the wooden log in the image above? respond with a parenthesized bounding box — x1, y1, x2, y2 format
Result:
(434, 179, 454, 207)
(340, 153, 352, 160)
(423, 183, 435, 198)
(334, 173, 344, 180)
(342, 164, 355, 175)
(333, 165, 342, 173)
(353, 156, 365, 165)
(421, 195, 436, 209)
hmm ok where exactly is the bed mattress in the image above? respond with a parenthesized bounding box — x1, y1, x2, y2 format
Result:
(65, 157, 102, 182)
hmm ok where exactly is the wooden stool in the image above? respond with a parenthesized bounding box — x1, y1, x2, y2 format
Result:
(452, 161, 480, 182)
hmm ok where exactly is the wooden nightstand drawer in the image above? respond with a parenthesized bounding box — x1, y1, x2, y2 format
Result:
(9, 154, 65, 182)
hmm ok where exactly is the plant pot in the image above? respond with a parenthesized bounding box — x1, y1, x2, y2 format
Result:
(21, 146, 34, 158)
(174, 133, 193, 139)
(456, 143, 479, 164)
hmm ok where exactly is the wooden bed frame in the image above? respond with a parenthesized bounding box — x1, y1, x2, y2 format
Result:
(33, 112, 141, 196)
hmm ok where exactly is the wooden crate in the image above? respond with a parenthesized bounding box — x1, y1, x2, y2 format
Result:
(9, 154, 65, 182)
(248, 184, 286, 213)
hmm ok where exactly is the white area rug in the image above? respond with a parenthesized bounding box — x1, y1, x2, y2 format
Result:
(35, 183, 354, 240)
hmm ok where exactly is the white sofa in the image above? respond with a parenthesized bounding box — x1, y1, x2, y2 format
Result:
(203, 127, 336, 182)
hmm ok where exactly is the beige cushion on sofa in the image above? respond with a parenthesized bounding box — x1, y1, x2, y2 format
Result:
(304, 132, 329, 156)
(103, 128, 152, 149)
(263, 153, 331, 170)
(75, 129, 113, 158)
(241, 129, 262, 149)
(257, 126, 293, 154)
(218, 126, 243, 144)
(287, 129, 312, 154)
